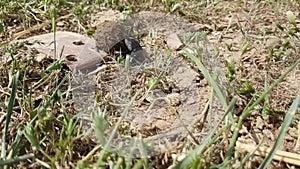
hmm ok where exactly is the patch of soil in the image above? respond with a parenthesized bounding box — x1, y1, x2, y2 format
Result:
(196, 1, 300, 167)
(89, 13, 226, 155)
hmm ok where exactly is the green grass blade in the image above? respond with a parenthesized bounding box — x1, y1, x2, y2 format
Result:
(259, 96, 300, 169)
(1, 71, 19, 159)
(24, 120, 51, 161)
(23, 123, 41, 150)
(92, 108, 109, 145)
(0, 153, 34, 166)
(179, 49, 229, 114)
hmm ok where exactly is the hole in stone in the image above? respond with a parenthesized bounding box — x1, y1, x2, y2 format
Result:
(73, 40, 85, 45)
(65, 54, 78, 62)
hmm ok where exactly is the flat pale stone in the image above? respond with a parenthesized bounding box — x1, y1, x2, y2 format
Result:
(20, 31, 105, 73)
(166, 33, 184, 50)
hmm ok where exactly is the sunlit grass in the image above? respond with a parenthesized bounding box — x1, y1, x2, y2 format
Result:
(0, 0, 300, 168)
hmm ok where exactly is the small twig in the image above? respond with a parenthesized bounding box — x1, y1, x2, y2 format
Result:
(80, 144, 102, 162)
(197, 100, 210, 132)
(235, 14, 247, 39)
(31, 71, 58, 90)
(145, 97, 165, 113)
(174, 108, 200, 145)
(218, 15, 233, 42)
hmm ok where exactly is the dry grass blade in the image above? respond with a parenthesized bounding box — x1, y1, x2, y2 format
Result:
(237, 140, 300, 167)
